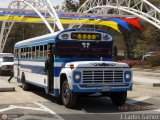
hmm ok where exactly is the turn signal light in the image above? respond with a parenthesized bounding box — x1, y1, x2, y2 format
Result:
(92, 34, 96, 40)
(83, 34, 87, 39)
(78, 34, 82, 39)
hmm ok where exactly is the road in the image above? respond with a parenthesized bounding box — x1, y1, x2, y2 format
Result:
(0, 76, 160, 120)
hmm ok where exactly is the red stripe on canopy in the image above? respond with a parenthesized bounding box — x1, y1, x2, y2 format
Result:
(120, 18, 144, 30)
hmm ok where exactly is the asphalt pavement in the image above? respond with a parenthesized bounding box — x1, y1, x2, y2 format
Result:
(0, 76, 160, 120)
(0, 75, 15, 92)
(132, 67, 160, 87)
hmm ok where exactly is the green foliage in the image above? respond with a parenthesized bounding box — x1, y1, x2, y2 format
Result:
(147, 56, 160, 67)
(63, 0, 79, 12)
(134, 41, 147, 59)
(119, 25, 143, 60)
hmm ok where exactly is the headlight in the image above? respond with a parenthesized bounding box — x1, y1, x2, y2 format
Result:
(103, 33, 113, 41)
(75, 74, 81, 80)
(124, 71, 132, 82)
(73, 71, 81, 83)
(126, 74, 131, 79)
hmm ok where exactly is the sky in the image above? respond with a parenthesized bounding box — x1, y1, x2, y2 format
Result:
(0, 0, 64, 8)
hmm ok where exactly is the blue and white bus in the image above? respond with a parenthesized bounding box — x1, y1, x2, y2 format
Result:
(14, 28, 132, 108)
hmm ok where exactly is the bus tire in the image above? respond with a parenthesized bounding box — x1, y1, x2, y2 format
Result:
(61, 80, 77, 108)
(110, 92, 127, 106)
(21, 73, 30, 91)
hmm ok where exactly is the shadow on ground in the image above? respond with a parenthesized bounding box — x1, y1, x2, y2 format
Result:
(17, 85, 155, 113)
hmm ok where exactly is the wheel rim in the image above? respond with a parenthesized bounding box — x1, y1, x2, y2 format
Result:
(63, 84, 70, 103)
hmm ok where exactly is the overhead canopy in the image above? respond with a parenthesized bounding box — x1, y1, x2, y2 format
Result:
(0, 11, 144, 32)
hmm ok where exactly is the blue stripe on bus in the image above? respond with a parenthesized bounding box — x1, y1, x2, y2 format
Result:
(73, 85, 132, 92)
(54, 67, 61, 77)
(55, 58, 113, 62)
(18, 64, 62, 77)
(15, 58, 112, 62)
(20, 64, 45, 74)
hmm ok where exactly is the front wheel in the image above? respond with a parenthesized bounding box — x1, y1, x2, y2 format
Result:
(61, 81, 77, 108)
(110, 92, 127, 106)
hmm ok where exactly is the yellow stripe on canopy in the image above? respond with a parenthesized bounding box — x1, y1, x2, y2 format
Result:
(60, 19, 120, 32)
(0, 16, 120, 32)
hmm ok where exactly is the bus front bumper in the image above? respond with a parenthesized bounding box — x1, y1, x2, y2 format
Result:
(73, 84, 132, 93)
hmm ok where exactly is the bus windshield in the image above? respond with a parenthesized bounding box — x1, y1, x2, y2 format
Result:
(55, 40, 112, 58)
(2, 57, 14, 62)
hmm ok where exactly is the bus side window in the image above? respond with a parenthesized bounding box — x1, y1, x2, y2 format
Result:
(23, 48, 26, 58)
(32, 46, 36, 59)
(40, 45, 44, 58)
(44, 45, 48, 58)
(14, 49, 18, 58)
(18, 49, 20, 58)
(36, 46, 39, 58)
(28, 47, 32, 59)
(16, 49, 19, 58)
(21, 48, 24, 58)
(26, 47, 29, 58)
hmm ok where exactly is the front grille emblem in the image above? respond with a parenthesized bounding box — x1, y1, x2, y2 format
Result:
(93, 63, 116, 67)
(82, 42, 90, 48)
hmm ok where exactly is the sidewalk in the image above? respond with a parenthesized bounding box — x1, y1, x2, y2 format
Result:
(132, 67, 160, 87)
(0, 76, 15, 92)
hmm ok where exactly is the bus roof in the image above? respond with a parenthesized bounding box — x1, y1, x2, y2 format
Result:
(14, 28, 112, 48)
(14, 31, 60, 48)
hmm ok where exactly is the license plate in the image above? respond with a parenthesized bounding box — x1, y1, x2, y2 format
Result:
(102, 86, 110, 91)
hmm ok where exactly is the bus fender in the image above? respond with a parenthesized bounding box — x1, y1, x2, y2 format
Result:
(60, 68, 73, 90)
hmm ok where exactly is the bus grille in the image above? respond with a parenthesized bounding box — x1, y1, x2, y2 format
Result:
(82, 70, 124, 83)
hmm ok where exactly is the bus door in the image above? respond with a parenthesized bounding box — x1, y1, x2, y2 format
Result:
(47, 44, 55, 93)
(15, 49, 20, 82)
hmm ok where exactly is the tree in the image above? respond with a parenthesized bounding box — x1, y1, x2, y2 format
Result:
(63, 0, 79, 12)
(119, 25, 143, 60)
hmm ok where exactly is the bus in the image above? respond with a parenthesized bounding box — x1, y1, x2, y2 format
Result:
(14, 28, 132, 108)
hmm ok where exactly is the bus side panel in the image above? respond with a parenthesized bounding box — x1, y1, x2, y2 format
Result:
(18, 60, 48, 88)
(53, 61, 64, 96)
(14, 59, 21, 82)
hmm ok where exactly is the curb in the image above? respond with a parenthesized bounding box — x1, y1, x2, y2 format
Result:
(133, 71, 160, 78)
(134, 74, 160, 78)
(0, 87, 15, 92)
(133, 81, 160, 87)
(153, 83, 160, 87)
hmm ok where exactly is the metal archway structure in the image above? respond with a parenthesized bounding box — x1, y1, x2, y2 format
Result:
(71, 0, 160, 29)
(1, 0, 160, 52)
(0, 0, 64, 52)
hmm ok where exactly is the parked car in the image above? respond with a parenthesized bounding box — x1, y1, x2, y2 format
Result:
(0, 53, 14, 75)
(142, 52, 156, 60)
